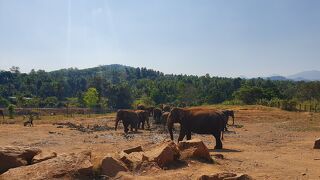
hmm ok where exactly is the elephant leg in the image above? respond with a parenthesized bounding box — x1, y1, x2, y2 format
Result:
(213, 132, 223, 149)
(142, 121, 145, 130)
(124, 123, 129, 134)
(178, 129, 186, 142)
(186, 131, 191, 140)
(146, 118, 150, 129)
(134, 123, 138, 132)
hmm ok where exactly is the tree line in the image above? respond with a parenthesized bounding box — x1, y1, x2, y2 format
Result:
(0, 65, 320, 112)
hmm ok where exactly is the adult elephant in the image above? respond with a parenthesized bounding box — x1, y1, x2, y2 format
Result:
(153, 108, 162, 124)
(167, 108, 225, 149)
(135, 110, 150, 129)
(115, 110, 139, 133)
(222, 110, 235, 131)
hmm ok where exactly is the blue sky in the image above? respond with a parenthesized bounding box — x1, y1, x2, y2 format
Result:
(0, 0, 320, 77)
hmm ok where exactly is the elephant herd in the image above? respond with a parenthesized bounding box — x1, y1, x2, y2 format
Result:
(114, 105, 235, 149)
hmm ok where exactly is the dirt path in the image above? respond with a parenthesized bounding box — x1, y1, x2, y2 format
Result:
(0, 106, 319, 179)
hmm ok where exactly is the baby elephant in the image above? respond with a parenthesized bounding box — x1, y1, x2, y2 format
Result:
(24, 115, 34, 127)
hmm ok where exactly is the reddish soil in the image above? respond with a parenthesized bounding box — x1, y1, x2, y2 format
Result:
(0, 105, 319, 179)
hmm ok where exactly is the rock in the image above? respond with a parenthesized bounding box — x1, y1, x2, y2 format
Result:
(114, 172, 156, 180)
(0, 151, 93, 180)
(198, 173, 253, 180)
(101, 155, 128, 177)
(225, 174, 253, 180)
(123, 146, 143, 154)
(314, 138, 320, 149)
(119, 151, 146, 170)
(0, 146, 41, 174)
(143, 140, 180, 168)
(213, 154, 224, 159)
(177, 139, 213, 162)
(32, 151, 57, 164)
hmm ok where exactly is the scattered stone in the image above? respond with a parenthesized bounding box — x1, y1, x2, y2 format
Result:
(0, 151, 93, 180)
(114, 171, 156, 180)
(177, 139, 213, 162)
(143, 140, 180, 168)
(314, 138, 320, 149)
(123, 146, 143, 154)
(52, 122, 112, 133)
(225, 174, 253, 180)
(213, 154, 224, 159)
(0, 146, 41, 174)
(198, 173, 253, 180)
(101, 155, 128, 177)
(32, 151, 57, 164)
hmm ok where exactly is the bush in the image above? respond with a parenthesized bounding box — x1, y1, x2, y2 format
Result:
(7, 104, 15, 119)
(222, 99, 244, 105)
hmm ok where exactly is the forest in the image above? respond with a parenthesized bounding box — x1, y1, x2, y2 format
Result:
(1, 64, 320, 112)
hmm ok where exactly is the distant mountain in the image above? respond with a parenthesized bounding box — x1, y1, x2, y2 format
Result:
(264, 70, 320, 81)
(266, 76, 288, 81)
(287, 70, 320, 81)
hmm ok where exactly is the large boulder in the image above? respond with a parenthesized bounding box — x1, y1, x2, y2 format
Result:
(32, 151, 57, 164)
(119, 151, 146, 170)
(143, 140, 180, 168)
(314, 138, 320, 149)
(0, 151, 93, 180)
(177, 139, 213, 162)
(101, 155, 129, 177)
(198, 173, 253, 180)
(0, 146, 41, 174)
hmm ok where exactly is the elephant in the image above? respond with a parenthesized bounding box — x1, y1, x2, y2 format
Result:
(135, 110, 150, 129)
(137, 104, 146, 110)
(153, 108, 162, 124)
(162, 105, 171, 112)
(0, 110, 4, 120)
(167, 107, 226, 149)
(222, 110, 235, 131)
(161, 112, 170, 125)
(115, 110, 139, 133)
(24, 114, 34, 127)
(146, 107, 154, 117)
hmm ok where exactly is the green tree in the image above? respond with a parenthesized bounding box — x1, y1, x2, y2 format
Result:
(0, 97, 9, 108)
(132, 95, 155, 108)
(83, 88, 99, 109)
(44, 97, 58, 108)
(233, 86, 265, 104)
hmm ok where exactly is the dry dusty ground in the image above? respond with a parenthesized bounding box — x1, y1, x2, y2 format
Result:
(0, 105, 319, 180)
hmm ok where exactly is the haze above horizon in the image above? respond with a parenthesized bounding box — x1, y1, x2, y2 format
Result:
(0, 0, 320, 78)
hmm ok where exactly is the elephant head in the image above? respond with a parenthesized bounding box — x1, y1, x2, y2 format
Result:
(167, 108, 185, 141)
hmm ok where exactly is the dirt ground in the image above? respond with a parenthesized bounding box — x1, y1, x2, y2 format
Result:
(0, 105, 319, 180)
